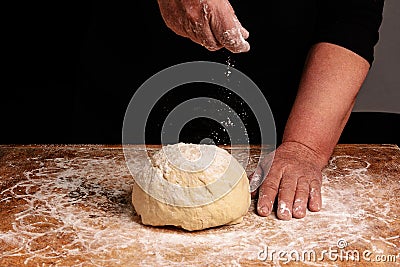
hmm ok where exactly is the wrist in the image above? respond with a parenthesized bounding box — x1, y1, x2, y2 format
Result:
(279, 140, 330, 169)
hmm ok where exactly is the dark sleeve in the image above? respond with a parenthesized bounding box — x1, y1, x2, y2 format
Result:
(314, 0, 385, 65)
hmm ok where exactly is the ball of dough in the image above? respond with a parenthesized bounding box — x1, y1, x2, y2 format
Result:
(131, 143, 251, 231)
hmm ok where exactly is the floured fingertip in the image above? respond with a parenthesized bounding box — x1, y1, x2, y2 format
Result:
(240, 27, 249, 40)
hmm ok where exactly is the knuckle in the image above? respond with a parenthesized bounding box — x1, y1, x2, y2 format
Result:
(201, 41, 220, 51)
(260, 180, 279, 195)
(310, 178, 322, 188)
(295, 188, 309, 196)
(279, 180, 296, 191)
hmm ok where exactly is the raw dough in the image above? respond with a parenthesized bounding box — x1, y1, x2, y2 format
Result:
(132, 143, 251, 231)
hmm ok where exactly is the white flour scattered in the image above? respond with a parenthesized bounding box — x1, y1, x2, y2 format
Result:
(0, 146, 399, 266)
(220, 117, 235, 127)
(224, 56, 234, 78)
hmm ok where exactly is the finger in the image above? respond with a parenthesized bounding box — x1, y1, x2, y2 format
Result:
(234, 16, 249, 39)
(292, 176, 309, 219)
(276, 174, 297, 220)
(240, 26, 249, 40)
(180, 18, 222, 51)
(250, 151, 274, 198)
(256, 167, 282, 217)
(308, 177, 322, 212)
(210, 7, 250, 53)
(248, 166, 263, 198)
(191, 22, 224, 51)
(249, 165, 263, 190)
(220, 26, 250, 53)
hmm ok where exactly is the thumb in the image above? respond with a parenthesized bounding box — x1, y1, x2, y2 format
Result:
(248, 166, 263, 198)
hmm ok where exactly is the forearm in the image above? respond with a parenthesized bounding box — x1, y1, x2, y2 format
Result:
(282, 42, 370, 166)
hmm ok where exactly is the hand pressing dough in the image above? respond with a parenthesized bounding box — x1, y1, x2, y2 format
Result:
(132, 143, 251, 231)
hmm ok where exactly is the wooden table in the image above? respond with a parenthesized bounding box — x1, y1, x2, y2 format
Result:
(0, 144, 399, 266)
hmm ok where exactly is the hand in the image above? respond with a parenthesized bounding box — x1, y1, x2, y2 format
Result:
(250, 141, 327, 220)
(156, 0, 250, 53)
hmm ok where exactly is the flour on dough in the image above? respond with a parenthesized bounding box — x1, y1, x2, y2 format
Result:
(131, 143, 251, 231)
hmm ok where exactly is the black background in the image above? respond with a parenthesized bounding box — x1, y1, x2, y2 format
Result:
(2, 1, 399, 145)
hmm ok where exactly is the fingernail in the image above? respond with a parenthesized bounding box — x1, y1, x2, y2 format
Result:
(258, 206, 269, 216)
(278, 201, 292, 218)
(293, 205, 305, 218)
(310, 202, 321, 212)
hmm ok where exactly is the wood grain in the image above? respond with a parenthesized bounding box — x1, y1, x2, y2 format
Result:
(0, 144, 399, 266)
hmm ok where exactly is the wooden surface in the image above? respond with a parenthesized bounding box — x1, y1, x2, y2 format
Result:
(0, 144, 399, 266)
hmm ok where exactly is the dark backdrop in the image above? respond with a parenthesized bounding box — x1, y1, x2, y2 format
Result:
(2, 1, 399, 145)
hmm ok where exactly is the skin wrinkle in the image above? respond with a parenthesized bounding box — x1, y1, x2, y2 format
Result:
(157, 0, 249, 53)
(199, 2, 213, 49)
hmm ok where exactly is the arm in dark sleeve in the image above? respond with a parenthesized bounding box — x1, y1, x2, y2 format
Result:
(314, 0, 385, 66)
